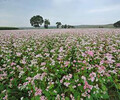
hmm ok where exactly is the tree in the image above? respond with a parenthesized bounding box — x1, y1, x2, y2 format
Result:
(44, 19, 50, 29)
(114, 21, 120, 28)
(61, 25, 64, 28)
(99, 26, 103, 28)
(68, 25, 71, 28)
(62, 24, 75, 29)
(56, 22, 62, 28)
(71, 26, 75, 28)
(30, 15, 44, 27)
(64, 24, 68, 28)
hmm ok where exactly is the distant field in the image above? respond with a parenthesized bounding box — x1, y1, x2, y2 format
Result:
(20, 24, 114, 29)
(0, 24, 115, 30)
(75, 24, 114, 28)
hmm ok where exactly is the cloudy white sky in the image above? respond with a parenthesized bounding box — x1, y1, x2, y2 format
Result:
(0, 0, 120, 27)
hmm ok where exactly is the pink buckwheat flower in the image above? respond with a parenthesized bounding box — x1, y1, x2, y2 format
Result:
(21, 60, 26, 64)
(16, 52, 22, 56)
(60, 79, 63, 83)
(64, 61, 70, 67)
(116, 63, 120, 67)
(84, 81, 92, 90)
(40, 96, 47, 100)
(11, 62, 16, 66)
(59, 47, 63, 52)
(78, 84, 81, 86)
(35, 88, 42, 96)
(41, 62, 46, 66)
(89, 72, 96, 82)
(87, 51, 94, 57)
(73, 60, 76, 63)
(81, 76, 86, 81)
(64, 82, 70, 87)
(3, 94, 8, 100)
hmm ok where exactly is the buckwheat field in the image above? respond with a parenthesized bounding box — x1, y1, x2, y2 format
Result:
(0, 29, 120, 100)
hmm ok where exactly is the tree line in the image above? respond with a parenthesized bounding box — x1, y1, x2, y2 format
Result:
(30, 15, 74, 29)
(30, 15, 120, 28)
(56, 22, 74, 28)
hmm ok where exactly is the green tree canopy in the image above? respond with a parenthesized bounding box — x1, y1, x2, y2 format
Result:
(114, 21, 120, 28)
(56, 22, 62, 28)
(61, 24, 75, 29)
(44, 19, 50, 29)
(30, 15, 44, 27)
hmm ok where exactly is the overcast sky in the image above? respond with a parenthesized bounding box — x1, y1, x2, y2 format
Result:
(0, 0, 120, 27)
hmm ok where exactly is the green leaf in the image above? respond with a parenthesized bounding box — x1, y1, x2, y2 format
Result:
(65, 97, 70, 100)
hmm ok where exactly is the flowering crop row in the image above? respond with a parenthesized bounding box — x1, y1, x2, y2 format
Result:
(0, 29, 120, 100)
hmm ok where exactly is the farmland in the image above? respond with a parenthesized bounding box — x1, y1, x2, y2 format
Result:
(0, 29, 120, 100)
